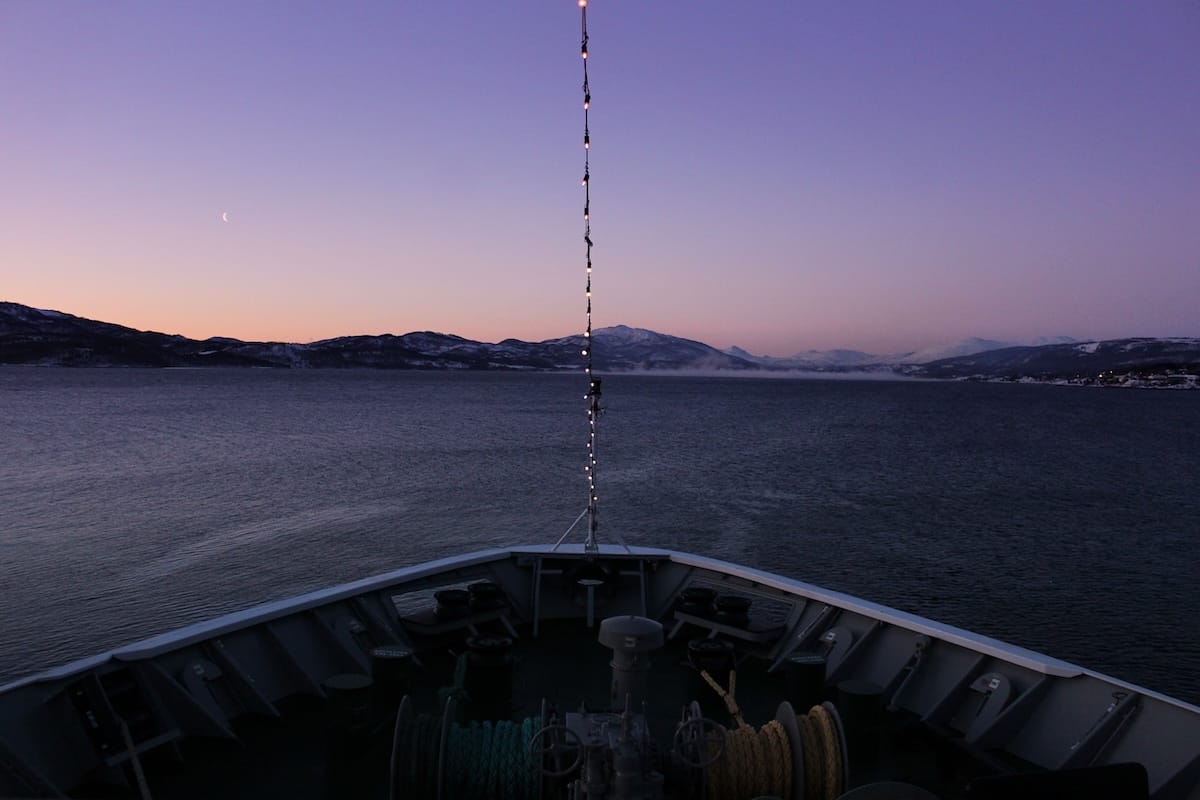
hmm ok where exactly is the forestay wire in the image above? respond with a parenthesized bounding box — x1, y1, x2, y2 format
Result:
(555, 0, 627, 554)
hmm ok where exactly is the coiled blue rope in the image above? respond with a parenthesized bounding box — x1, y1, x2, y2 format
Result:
(441, 716, 540, 799)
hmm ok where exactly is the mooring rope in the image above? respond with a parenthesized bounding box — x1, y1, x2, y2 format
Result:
(699, 669, 790, 799)
(399, 711, 540, 800)
(796, 704, 845, 800)
(699, 668, 748, 728)
(698, 669, 845, 800)
(700, 719, 796, 800)
(762, 719, 792, 795)
(706, 720, 793, 800)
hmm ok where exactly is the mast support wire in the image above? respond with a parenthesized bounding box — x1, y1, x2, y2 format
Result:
(580, 0, 601, 554)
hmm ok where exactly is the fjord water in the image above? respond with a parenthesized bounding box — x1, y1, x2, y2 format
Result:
(1, 368, 1197, 705)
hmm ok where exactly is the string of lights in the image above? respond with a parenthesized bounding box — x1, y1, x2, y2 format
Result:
(580, 0, 601, 553)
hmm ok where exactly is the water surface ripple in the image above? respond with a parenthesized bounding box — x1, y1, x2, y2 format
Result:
(1, 369, 1196, 705)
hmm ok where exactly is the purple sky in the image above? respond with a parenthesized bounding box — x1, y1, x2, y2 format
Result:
(3, 2, 1197, 355)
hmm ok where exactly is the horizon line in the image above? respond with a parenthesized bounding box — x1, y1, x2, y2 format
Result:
(6, 298, 1196, 360)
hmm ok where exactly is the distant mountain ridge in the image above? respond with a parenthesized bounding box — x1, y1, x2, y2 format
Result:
(2, 302, 1197, 385)
(0, 303, 752, 372)
(908, 338, 1200, 384)
(724, 336, 1083, 368)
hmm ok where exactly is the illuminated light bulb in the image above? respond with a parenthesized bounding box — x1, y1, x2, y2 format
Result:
(581, 46, 588, 59)
(579, 0, 586, 6)
(583, 134, 590, 148)
(582, 349, 588, 356)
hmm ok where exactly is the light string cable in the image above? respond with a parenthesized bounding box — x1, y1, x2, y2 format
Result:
(581, 0, 601, 553)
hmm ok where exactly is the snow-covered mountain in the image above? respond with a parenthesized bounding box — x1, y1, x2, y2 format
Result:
(726, 336, 1082, 369)
(896, 336, 1084, 364)
(907, 338, 1200, 381)
(3, 302, 1195, 384)
(0, 304, 752, 372)
(590, 326, 753, 370)
(896, 337, 1017, 364)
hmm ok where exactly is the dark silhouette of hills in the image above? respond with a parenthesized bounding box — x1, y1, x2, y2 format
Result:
(2, 302, 1197, 385)
(0, 303, 751, 371)
(905, 339, 1200, 385)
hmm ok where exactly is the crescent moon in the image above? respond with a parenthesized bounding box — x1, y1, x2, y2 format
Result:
(221, 211, 229, 223)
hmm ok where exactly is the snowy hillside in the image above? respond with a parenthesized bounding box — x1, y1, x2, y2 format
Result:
(2, 302, 1195, 384)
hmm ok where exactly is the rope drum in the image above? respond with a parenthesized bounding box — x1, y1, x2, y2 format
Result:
(795, 704, 845, 800)
(694, 668, 847, 800)
(390, 696, 540, 800)
(444, 717, 540, 799)
(705, 720, 793, 799)
(701, 705, 844, 800)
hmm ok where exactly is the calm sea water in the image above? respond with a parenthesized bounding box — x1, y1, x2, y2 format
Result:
(1, 368, 1197, 704)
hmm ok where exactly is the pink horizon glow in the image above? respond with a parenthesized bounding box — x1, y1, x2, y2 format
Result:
(3, 3, 1197, 358)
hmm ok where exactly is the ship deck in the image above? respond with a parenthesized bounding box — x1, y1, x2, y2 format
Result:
(2, 546, 1191, 799)
(86, 618, 983, 800)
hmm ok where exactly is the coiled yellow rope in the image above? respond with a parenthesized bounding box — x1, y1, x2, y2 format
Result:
(699, 669, 791, 799)
(706, 720, 792, 799)
(698, 668, 845, 800)
(796, 704, 844, 800)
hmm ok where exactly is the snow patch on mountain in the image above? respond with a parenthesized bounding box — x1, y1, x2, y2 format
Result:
(727, 335, 1084, 371)
(4, 301, 1190, 383)
(594, 325, 699, 347)
(896, 338, 1016, 364)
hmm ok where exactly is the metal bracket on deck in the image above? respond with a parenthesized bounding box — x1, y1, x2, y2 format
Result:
(142, 661, 236, 740)
(1058, 691, 1141, 770)
(262, 622, 327, 698)
(964, 672, 1014, 742)
(817, 626, 855, 675)
(203, 639, 280, 718)
(964, 675, 1051, 750)
(886, 634, 931, 710)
